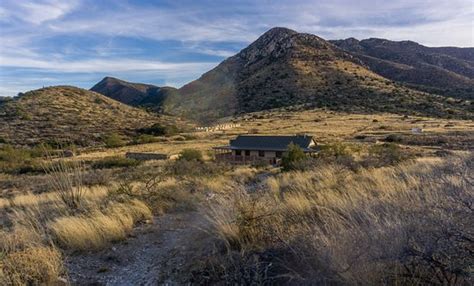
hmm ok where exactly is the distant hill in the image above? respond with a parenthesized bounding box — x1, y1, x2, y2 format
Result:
(91, 77, 177, 111)
(0, 86, 183, 146)
(164, 27, 472, 122)
(330, 38, 474, 99)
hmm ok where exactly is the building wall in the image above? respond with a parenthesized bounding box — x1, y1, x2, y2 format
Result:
(232, 150, 277, 158)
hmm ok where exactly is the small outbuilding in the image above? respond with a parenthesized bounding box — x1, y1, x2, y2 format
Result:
(213, 135, 317, 165)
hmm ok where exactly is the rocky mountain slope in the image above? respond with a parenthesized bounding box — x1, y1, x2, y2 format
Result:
(0, 86, 181, 146)
(163, 27, 471, 122)
(91, 77, 177, 110)
(331, 38, 474, 99)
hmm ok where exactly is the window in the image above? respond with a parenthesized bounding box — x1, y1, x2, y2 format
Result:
(276, 151, 282, 158)
(235, 150, 241, 156)
(258, 150, 265, 157)
(245, 150, 250, 156)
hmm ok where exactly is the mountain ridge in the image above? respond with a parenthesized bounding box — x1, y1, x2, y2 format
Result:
(163, 27, 472, 122)
(0, 86, 183, 146)
(331, 37, 474, 99)
(90, 77, 178, 110)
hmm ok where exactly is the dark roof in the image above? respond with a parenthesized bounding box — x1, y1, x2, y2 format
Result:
(223, 135, 315, 151)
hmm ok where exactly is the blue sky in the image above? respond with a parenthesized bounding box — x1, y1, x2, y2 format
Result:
(0, 0, 472, 97)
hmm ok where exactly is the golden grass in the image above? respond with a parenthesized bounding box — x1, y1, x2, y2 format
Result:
(0, 198, 9, 209)
(49, 199, 152, 250)
(0, 246, 64, 286)
(2, 186, 109, 216)
(0, 226, 64, 286)
(206, 155, 473, 284)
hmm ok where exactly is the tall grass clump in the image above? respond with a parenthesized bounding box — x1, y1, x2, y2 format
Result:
(49, 199, 152, 250)
(0, 227, 65, 285)
(204, 155, 473, 285)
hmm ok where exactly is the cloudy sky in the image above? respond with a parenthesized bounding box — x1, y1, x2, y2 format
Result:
(0, 0, 472, 96)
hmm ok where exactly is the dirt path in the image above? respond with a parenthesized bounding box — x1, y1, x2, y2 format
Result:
(66, 211, 210, 285)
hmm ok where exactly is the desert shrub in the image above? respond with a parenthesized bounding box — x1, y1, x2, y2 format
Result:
(318, 142, 352, 158)
(82, 169, 113, 186)
(179, 149, 203, 162)
(103, 133, 125, 148)
(133, 134, 159, 144)
(281, 143, 306, 171)
(0, 145, 31, 163)
(384, 134, 403, 143)
(0, 145, 43, 174)
(363, 143, 408, 167)
(138, 123, 180, 137)
(92, 156, 140, 169)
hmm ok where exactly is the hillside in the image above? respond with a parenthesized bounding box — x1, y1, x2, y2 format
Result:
(331, 38, 474, 99)
(163, 27, 472, 122)
(0, 86, 182, 146)
(91, 77, 177, 111)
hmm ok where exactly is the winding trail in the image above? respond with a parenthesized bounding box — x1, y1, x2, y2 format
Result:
(66, 211, 209, 285)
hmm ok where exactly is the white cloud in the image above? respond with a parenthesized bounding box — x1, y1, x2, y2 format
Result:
(2, 0, 79, 25)
(0, 0, 472, 96)
(0, 55, 217, 74)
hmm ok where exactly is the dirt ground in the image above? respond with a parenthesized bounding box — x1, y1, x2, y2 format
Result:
(66, 211, 211, 285)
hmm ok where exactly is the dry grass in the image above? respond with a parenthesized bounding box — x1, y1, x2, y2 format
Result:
(0, 226, 65, 285)
(0, 154, 154, 285)
(206, 155, 473, 284)
(49, 199, 152, 250)
(0, 246, 64, 285)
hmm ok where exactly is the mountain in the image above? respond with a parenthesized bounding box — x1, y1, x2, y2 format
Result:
(0, 86, 181, 146)
(330, 38, 474, 99)
(91, 77, 178, 110)
(164, 27, 472, 122)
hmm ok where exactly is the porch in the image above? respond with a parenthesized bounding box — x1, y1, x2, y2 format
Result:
(214, 152, 279, 165)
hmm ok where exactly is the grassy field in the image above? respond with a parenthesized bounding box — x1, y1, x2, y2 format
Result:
(0, 108, 472, 285)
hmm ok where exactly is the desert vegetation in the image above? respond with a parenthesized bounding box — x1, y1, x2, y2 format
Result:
(201, 154, 473, 284)
(0, 107, 472, 285)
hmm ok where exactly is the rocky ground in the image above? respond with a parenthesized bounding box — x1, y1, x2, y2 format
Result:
(66, 211, 211, 285)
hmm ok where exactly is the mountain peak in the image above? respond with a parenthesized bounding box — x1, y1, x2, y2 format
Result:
(100, 76, 122, 83)
(237, 27, 300, 64)
(261, 27, 298, 37)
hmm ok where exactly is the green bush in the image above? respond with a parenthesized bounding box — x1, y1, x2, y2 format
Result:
(0, 145, 42, 174)
(138, 123, 180, 137)
(133, 134, 159, 144)
(318, 142, 351, 158)
(103, 133, 125, 148)
(281, 143, 306, 171)
(91, 156, 140, 169)
(179, 149, 203, 162)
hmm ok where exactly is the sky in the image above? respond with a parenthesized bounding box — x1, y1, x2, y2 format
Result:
(0, 0, 472, 97)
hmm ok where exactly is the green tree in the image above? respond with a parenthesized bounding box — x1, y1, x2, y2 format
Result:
(281, 143, 306, 171)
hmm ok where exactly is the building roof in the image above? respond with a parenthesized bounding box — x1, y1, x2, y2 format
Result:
(215, 135, 316, 152)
